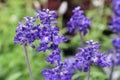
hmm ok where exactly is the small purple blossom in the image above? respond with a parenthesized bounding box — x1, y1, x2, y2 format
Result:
(94, 52, 110, 67)
(108, 50, 120, 65)
(109, 16, 120, 33)
(37, 43, 48, 52)
(112, 37, 120, 49)
(46, 49, 61, 65)
(112, 0, 120, 16)
(36, 9, 57, 25)
(67, 6, 91, 35)
(42, 62, 73, 80)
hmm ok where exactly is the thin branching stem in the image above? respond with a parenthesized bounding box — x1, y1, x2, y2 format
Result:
(23, 45, 34, 80)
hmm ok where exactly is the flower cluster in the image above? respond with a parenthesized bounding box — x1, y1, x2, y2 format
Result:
(73, 40, 110, 72)
(14, 9, 67, 51)
(14, 16, 40, 48)
(42, 61, 73, 80)
(46, 49, 61, 65)
(67, 6, 91, 35)
(36, 9, 57, 25)
(36, 9, 67, 52)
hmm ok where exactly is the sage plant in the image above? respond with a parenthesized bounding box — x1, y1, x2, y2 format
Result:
(14, 6, 112, 80)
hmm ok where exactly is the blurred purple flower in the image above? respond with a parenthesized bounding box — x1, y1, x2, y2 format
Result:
(112, 37, 120, 49)
(112, 0, 120, 16)
(109, 16, 120, 33)
(67, 6, 91, 35)
(36, 9, 57, 25)
(108, 50, 120, 65)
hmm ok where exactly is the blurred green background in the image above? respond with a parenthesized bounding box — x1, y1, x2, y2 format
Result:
(0, 0, 119, 80)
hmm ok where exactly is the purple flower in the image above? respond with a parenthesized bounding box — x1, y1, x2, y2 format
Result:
(112, 0, 120, 16)
(37, 43, 49, 52)
(36, 9, 57, 25)
(73, 59, 83, 70)
(36, 9, 67, 52)
(14, 16, 40, 48)
(67, 6, 91, 35)
(108, 0, 120, 67)
(36, 9, 70, 79)
(36, 26, 67, 52)
(46, 49, 61, 65)
(73, 40, 111, 72)
(42, 62, 73, 80)
(94, 53, 110, 67)
(112, 37, 120, 49)
(108, 50, 120, 65)
(109, 16, 120, 33)
(108, 37, 120, 66)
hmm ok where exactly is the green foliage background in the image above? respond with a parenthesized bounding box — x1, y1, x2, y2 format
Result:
(0, 0, 119, 80)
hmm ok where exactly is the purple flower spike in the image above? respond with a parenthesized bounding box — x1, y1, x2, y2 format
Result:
(14, 16, 40, 48)
(36, 9, 70, 79)
(73, 40, 111, 72)
(67, 6, 91, 35)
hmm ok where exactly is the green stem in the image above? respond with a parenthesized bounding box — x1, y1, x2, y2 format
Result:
(80, 32, 85, 47)
(23, 45, 34, 80)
